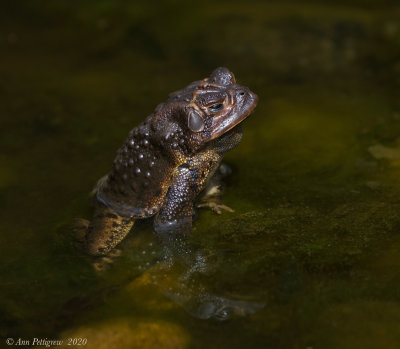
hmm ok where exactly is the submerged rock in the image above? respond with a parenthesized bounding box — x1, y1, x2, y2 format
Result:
(60, 318, 189, 349)
(368, 144, 400, 160)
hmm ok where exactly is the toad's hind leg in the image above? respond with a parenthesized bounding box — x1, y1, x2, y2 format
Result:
(75, 203, 135, 256)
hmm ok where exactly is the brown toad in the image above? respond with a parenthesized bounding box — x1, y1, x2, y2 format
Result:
(77, 67, 257, 256)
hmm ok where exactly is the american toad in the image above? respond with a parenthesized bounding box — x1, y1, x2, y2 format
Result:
(77, 67, 257, 255)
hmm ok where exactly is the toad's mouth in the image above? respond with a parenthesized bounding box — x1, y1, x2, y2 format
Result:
(209, 91, 258, 141)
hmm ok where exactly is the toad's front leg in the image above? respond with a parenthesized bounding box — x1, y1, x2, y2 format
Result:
(153, 155, 220, 236)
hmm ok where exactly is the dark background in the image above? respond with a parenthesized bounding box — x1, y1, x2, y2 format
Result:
(1, 1, 400, 348)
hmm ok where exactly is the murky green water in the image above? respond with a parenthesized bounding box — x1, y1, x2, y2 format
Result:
(1, 1, 400, 348)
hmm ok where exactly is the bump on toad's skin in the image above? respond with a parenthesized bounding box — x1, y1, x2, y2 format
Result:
(78, 67, 258, 256)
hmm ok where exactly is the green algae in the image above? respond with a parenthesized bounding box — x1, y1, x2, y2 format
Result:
(1, 0, 400, 348)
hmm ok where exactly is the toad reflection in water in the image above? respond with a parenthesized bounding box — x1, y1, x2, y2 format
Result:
(75, 67, 263, 319)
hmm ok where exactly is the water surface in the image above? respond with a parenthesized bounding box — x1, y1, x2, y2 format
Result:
(1, 1, 400, 348)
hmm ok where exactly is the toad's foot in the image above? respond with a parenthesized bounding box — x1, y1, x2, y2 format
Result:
(196, 162, 234, 214)
(197, 201, 234, 214)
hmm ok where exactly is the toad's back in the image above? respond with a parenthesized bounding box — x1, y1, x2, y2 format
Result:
(96, 119, 174, 218)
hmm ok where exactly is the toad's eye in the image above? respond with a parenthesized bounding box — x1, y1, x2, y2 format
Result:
(208, 103, 224, 113)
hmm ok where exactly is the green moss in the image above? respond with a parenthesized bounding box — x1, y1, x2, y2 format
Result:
(1, 0, 400, 347)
